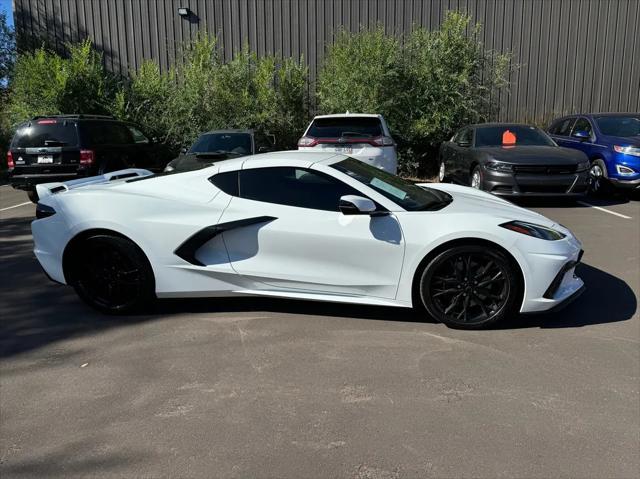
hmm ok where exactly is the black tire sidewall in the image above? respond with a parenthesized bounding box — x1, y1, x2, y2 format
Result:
(419, 245, 520, 329)
(589, 159, 613, 197)
(72, 235, 155, 314)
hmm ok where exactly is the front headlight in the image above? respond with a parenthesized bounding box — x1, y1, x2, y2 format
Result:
(500, 220, 566, 241)
(163, 164, 175, 172)
(576, 160, 590, 172)
(613, 145, 640, 157)
(485, 161, 513, 172)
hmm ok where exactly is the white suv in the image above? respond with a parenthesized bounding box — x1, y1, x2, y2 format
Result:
(298, 113, 398, 174)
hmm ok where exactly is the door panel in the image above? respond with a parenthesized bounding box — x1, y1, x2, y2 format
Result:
(218, 197, 405, 299)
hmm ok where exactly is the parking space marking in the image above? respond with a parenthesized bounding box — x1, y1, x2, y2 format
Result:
(0, 202, 32, 212)
(576, 200, 633, 220)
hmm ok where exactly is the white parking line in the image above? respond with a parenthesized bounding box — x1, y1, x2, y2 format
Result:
(0, 202, 32, 212)
(576, 200, 633, 220)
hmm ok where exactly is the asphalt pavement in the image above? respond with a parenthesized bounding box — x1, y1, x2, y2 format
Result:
(1, 185, 638, 478)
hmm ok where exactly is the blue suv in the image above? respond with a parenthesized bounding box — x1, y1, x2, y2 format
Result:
(548, 113, 640, 194)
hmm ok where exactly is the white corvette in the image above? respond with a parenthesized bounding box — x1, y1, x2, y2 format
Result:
(32, 151, 584, 329)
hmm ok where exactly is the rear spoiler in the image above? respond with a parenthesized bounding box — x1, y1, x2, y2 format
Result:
(35, 168, 154, 199)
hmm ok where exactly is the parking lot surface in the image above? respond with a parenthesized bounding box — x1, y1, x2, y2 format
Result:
(1, 185, 638, 478)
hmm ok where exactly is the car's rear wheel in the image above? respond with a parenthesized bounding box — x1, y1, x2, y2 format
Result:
(470, 165, 483, 190)
(419, 245, 521, 329)
(70, 235, 155, 314)
(438, 160, 447, 182)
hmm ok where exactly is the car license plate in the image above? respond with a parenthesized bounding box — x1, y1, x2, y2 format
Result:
(336, 146, 353, 154)
(38, 155, 54, 164)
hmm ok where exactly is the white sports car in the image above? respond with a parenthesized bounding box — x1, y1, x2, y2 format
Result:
(32, 151, 584, 329)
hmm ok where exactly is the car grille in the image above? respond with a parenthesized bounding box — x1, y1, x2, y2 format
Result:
(513, 164, 577, 174)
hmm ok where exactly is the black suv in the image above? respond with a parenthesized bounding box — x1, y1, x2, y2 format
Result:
(7, 115, 166, 202)
(164, 129, 275, 173)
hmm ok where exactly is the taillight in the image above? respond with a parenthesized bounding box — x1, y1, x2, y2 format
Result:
(79, 149, 95, 166)
(7, 150, 14, 169)
(372, 136, 395, 146)
(297, 136, 318, 147)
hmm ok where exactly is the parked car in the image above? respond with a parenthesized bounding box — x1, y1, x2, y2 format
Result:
(297, 113, 398, 174)
(547, 113, 640, 194)
(164, 129, 275, 173)
(32, 151, 583, 329)
(7, 115, 165, 202)
(438, 123, 590, 196)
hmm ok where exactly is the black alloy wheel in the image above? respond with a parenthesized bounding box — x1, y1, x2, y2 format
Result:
(420, 245, 520, 329)
(71, 235, 155, 314)
(588, 159, 613, 197)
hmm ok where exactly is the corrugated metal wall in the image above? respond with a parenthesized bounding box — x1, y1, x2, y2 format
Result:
(13, 0, 640, 122)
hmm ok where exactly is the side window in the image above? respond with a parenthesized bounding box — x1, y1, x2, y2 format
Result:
(209, 171, 239, 196)
(572, 118, 592, 136)
(553, 118, 576, 136)
(239, 167, 363, 211)
(455, 128, 472, 146)
(82, 122, 134, 145)
(128, 126, 150, 144)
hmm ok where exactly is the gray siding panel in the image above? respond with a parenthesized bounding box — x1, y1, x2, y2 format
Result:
(13, 0, 640, 121)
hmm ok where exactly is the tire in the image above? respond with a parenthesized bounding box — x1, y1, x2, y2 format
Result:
(418, 245, 521, 329)
(588, 159, 613, 197)
(69, 234, 155, 314)
(470, 165, 483, 190)
(438, 160, 448, 183)
(27, 190, 39, 203)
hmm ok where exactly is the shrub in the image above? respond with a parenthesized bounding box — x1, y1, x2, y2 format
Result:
(317, 12, 513, 176)
(7, 39, 113, 127)
(115, 34, 308, 153)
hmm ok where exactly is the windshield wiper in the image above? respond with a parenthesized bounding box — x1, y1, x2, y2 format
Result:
(44, 140, 67, 146)
(341, 131, 372, 138)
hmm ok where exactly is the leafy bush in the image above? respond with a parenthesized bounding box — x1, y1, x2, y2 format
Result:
(7, 40, 113, 127)
(115, 34, 308, 152)
(317, 12, 512, 176)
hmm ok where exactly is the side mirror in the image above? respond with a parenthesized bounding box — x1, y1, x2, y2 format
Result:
(258, 146, 271, 153)
(339, 195, 377, 215)
(572, 130, 590, 141)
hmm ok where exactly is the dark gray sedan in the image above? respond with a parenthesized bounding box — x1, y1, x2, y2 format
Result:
(438, 123, 591, 196)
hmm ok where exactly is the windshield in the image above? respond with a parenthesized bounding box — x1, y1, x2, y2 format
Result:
(308, 117, 383, 138)
(12, 122, 79, 148)
(475, 125, 556, 147)
(331, 158, 451, 211)
(594, 116, 640, 137)
(189, 133, 253, 155)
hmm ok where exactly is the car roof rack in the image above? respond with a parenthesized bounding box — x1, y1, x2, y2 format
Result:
(31, 114, 115, 120)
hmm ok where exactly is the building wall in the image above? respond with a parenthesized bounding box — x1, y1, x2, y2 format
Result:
(13, 0, 640, 122)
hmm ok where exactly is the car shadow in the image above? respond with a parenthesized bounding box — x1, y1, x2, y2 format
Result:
(1, 214, 636, 359)
(507, 196, 631, 208)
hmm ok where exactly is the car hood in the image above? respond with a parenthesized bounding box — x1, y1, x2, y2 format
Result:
(476, 145, 585, 164)
(421, 183, 557, 227)
(598, 135, 640, 147)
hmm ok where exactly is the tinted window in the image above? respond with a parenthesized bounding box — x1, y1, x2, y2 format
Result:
(550, 118, 575, 136)
(210, 171, 239, 196)
(12, 122, 79, 148)
(331, 158, 451, 211)
(190, 133, 253, 155)
(454, 128, 472, 145)
(474, 125, 556, 147)
(82, 122, 135, 146)
(128, 126, 150, 144)
(572, 118, 592, 136)
(307, 117, 383, 138)
(239, 167, 362, 211)
(594, 115, 640, 137)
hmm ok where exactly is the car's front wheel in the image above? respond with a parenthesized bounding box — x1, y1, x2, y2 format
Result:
(438, 160, 447, 182)
(419, 245, 521, 329)
(588, 159, 613, 197)
(470, 165, 483, 190)
(70, 235, 155, 314)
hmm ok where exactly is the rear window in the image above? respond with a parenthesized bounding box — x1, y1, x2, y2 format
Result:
(12, 122, 79, 148)
(307, 117, 383, 138)
(190, 133, 253, 155)
(81, 121, 135, 146)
